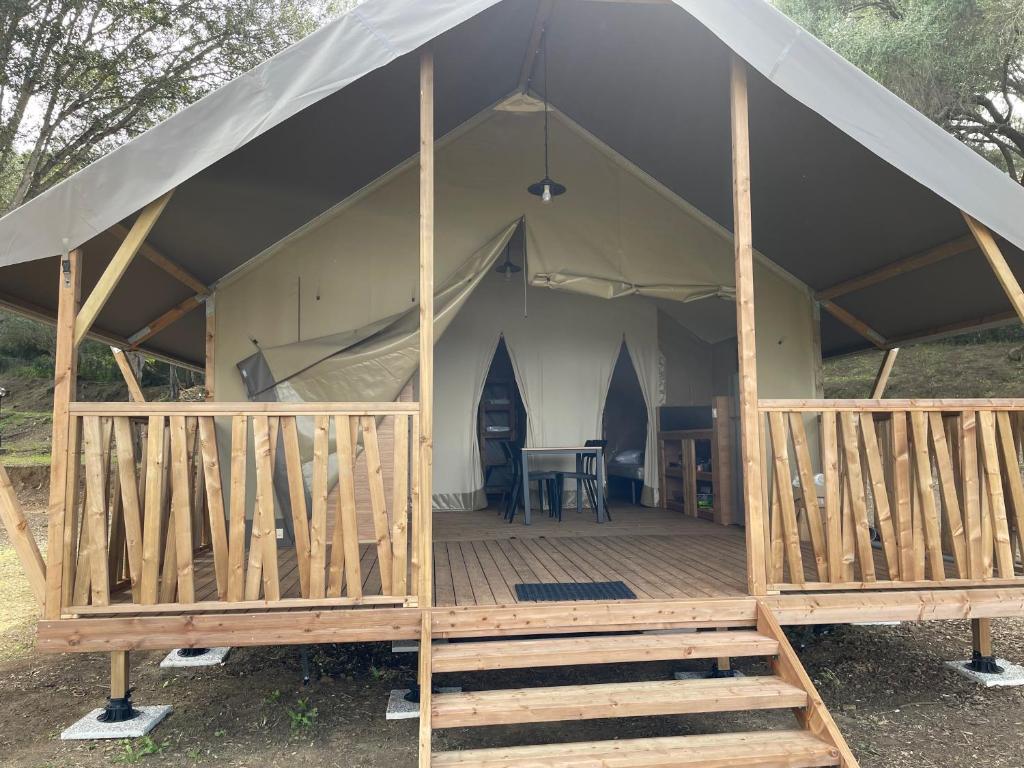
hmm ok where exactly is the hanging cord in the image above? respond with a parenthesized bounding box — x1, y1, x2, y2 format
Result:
(522, 220, 529, 319)
(542, 28, 551, 179)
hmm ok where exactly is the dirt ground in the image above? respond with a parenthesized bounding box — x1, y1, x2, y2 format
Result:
(3, 499, 1024, 767)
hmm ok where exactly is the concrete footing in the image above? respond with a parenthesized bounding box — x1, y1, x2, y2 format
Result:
(160, 647, 231, 668)
(386, 688, 461, 720)
(945, 659, 1024, 688)
(61, 705, 172, 740)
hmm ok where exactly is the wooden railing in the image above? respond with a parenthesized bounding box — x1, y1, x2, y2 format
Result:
(58, 402, 420, 615)
(759, 400, 1024, 591)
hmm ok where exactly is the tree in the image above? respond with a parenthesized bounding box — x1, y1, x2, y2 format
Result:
(0, 0, 340, 212)
(776, 0, 1024, 183)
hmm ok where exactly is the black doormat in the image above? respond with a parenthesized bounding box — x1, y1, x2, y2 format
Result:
(514, 581, 637, 602)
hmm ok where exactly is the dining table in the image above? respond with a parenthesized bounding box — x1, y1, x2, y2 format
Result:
(520, 445, 606, 525)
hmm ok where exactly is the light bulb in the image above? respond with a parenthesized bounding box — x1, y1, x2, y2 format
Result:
(504, 269, 512, 282)
(542, 183, 552, 204)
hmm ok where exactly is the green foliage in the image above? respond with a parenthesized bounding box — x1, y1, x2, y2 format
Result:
(776, 0, 1024, 180)
(0, 0, 346, 212)
(285, 697, 319, 732)
(114, 735, 168, 764)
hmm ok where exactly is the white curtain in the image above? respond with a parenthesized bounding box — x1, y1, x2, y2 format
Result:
(623, 331, 661, 506)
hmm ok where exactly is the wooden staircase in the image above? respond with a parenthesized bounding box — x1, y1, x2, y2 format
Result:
(418, 601, 858, 767)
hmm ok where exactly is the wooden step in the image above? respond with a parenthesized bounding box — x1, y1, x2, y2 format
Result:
(431, 675, 807, 728)
(432, 630, 778, 673)
(432, 729, 841, 767)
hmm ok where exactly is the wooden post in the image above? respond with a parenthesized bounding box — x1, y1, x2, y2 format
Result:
(871, 348, 900, 399)
(205, 294, 216, 400)
(111, 650, 129, 700)
(417, 50, 435, 768)
(730, 56, 767, 596)
(972, 618, 993, 658)
(418, 48, 435, 608)
(44, 249, 81, 619)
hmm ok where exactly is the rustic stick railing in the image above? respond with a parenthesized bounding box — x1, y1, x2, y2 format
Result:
(58, 403, 420, 616)
(759, 400, 1024, 591)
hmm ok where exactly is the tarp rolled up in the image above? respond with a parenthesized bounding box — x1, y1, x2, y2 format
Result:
(233, 220, 519, 505)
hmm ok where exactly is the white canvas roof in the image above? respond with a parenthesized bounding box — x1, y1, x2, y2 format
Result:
(1, 0, 1023, 363)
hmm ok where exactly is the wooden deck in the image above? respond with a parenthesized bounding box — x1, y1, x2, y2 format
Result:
(432, 506, 748, 606)
(116, 505, 748, 608)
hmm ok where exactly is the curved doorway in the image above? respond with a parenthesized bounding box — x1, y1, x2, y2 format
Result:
(478, 336, 527, 503)
(603, 341, 648, 505)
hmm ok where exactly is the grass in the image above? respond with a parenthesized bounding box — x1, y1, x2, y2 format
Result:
(825, 339, 1024, 400)
(0, 409, 51, 466)
(0, 548, 38, 662)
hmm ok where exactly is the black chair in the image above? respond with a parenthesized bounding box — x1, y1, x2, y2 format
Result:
(559, 439, 610, 521)
(501, 442, 562, 523)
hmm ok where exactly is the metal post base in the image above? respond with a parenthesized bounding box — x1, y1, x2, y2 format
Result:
(968, 652, 1005, 675)
(97, 694, 139, 723)
(403, 683, 443, 703)
(707, 662, 739, 679)
(177, 647, 210, 658)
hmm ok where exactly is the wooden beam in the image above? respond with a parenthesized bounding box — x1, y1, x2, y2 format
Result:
(419, 48, 435, 607)
(964, 213, 1024, 324)
(110, 347, 145, 402)
(37, 607, 422, 653)
(44, 249, 81, 619)
(126, 294, 205, 348)
(109, 222, 207, 295)
(74, 191, 173, 347)
(870, 348, 900, 399)
(518, 0, 556, 92)
(816, 235, 978, 301)
(204, 295, 216, 400)
(730, 56, 767, 597)
(819, 300, 888, 349)
(0, 465, 46, 606)
(759, 398, 1024, 411)
(887, 310, 1018, 347)
(0, 289, 201, 371)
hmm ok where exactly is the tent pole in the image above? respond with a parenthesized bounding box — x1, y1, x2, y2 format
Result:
(730, 55, 767, 597)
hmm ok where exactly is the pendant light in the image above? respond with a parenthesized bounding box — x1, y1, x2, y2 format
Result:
(527, 28, 565, 204)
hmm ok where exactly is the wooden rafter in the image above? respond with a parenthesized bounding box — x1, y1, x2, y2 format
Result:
(870, 348, 899, 399)
(110, 347, 146, 402)
(110, 222, 207, 295)
(887, 309, 1017, 346)
(126, 294, 206, 349)
(518, 0, 555, 92)
(74, 191, 173, 347)
(964, 213, 1024, 324)
(816, 234, 977, 301)
(819, 299, 888, 349)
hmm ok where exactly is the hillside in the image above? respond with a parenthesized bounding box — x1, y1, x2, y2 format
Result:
(825, 329, 1024, 400)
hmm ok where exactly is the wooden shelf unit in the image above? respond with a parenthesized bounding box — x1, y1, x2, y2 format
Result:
(478, 378, 519, 493)
(658, 397, 734, 526)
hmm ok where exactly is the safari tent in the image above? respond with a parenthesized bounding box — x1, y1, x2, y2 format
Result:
(2, 1, 1024, 765)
